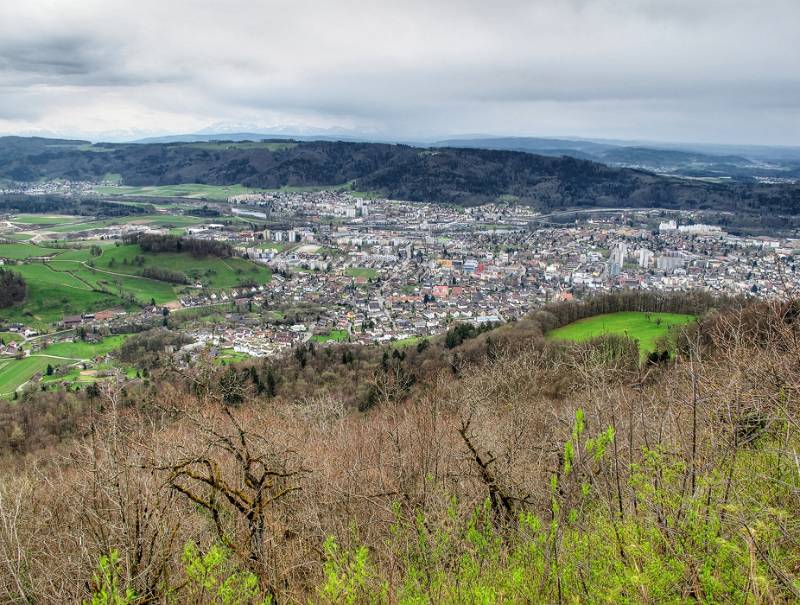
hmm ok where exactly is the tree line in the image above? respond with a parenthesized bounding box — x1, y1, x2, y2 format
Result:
(0, 194, 153, 217)
(0, 268, 26, 308)
(123, 233, 234, 258)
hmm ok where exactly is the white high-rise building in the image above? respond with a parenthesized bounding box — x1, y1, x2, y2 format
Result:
(610, 243, 627, 268)
(659, 220, 678, 232)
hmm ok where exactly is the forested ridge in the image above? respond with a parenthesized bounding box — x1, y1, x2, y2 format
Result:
(2, 136, 799, 213)
(0, 292, 797, 603)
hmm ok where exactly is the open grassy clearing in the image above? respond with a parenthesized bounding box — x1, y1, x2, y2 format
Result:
(94, 244, 271, 289)
(0, 242, 69, 259)
(215, 348, 252, 365)
(38, 334, 128, 359)
(96, 182, 349, 200)
(58, 264, 177, 304)
(546, 311, 695, 356)
(39, 367, 85, 384)
(1, 244, 271, 327)
(0, 335, 129, 397)
(316, 246, 343, 257)
(311, 329, 349, 343)
(0, 355, 68, 396)
(5, 264, 122, 324)
(125, 215, 206, 228)
(46, 247, 96, 262)
(40, 361, 137, 389)
(45, 214, 206, 233)
(345, 267, 378, 279)
(43, 220, 118, 234)
(255, 242, 296, 252)
(390, 335, 426, 348)
(10, 214, 82, 225)
(94, 183, 272, 201)
(170, 303, 231, 321)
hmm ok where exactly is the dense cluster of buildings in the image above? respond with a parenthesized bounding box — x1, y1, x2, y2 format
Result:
(158, 194, 800, 355)
(6, 190, 800, 361)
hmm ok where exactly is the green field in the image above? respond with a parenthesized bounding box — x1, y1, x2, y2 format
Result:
(391, 335, 426, 348)
(0, 332, 23, 344)
(0, 335, 129, 397)
(94, 245, 271, 289)
(47, 261, 177, 304)
(10, 214, 81, 226)
(312, 329, 349, 343)
(345, 267, 378, 279)
(255, 242, 296, 252)
(546, 311, 695, 356)
(45, 214, 206, 233)
(95, 182, 348, 200)
(0, 243, 271, 327)
(215, 348, 251, 365)
(5, 263, 123, 324)
(38, 335, 128, 359)
(93, 183, 272, 201)
(0, 356, 66, 396)
(2, 260, 170, 325)
(0, 242, 67, 259)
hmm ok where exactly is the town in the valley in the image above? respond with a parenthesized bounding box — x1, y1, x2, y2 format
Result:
(1, 183, 798, 388)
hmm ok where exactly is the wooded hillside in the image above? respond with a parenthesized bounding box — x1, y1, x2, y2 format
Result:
(2, 136, 799, 212)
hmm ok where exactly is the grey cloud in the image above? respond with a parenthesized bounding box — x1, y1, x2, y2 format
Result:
(0, 0, 797, 144)
(0, 37, 97, 76)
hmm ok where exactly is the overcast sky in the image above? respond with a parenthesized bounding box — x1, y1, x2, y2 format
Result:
(0, 0, 797, 144)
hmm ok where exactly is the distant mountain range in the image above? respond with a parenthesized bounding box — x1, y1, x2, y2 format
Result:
(1, 135, 799, 216)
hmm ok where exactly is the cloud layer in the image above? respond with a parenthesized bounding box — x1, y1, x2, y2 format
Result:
(0, 0, 797, 144)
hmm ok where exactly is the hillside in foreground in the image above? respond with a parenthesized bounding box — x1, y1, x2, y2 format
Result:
(0, 293, 797, 603)
(2, 136, 800, 213)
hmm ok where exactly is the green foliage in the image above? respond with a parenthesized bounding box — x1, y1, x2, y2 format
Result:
(85, 550, 136, 605)
(313, 413, 798, 603)
(320, 536, 384, 604)
(181, 542, 270, 605)
(547, 311, 695, 359)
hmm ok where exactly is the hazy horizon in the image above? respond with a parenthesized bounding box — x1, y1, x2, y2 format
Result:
(1, 1, 798, 146)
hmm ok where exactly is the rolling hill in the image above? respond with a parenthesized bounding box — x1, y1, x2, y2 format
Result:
(1, 136, 799, 213)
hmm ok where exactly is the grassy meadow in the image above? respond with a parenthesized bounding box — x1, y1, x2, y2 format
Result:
(94, 244, 271, 289)
(546, 311, 695, 356)
(0, 241, 272, 325)
(93, 183, 271, 201)
(345, 267, 378, 279)
(312, 329, 349, 343)
(0, 242, 67, 260)
(0, 335, 130, 397)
